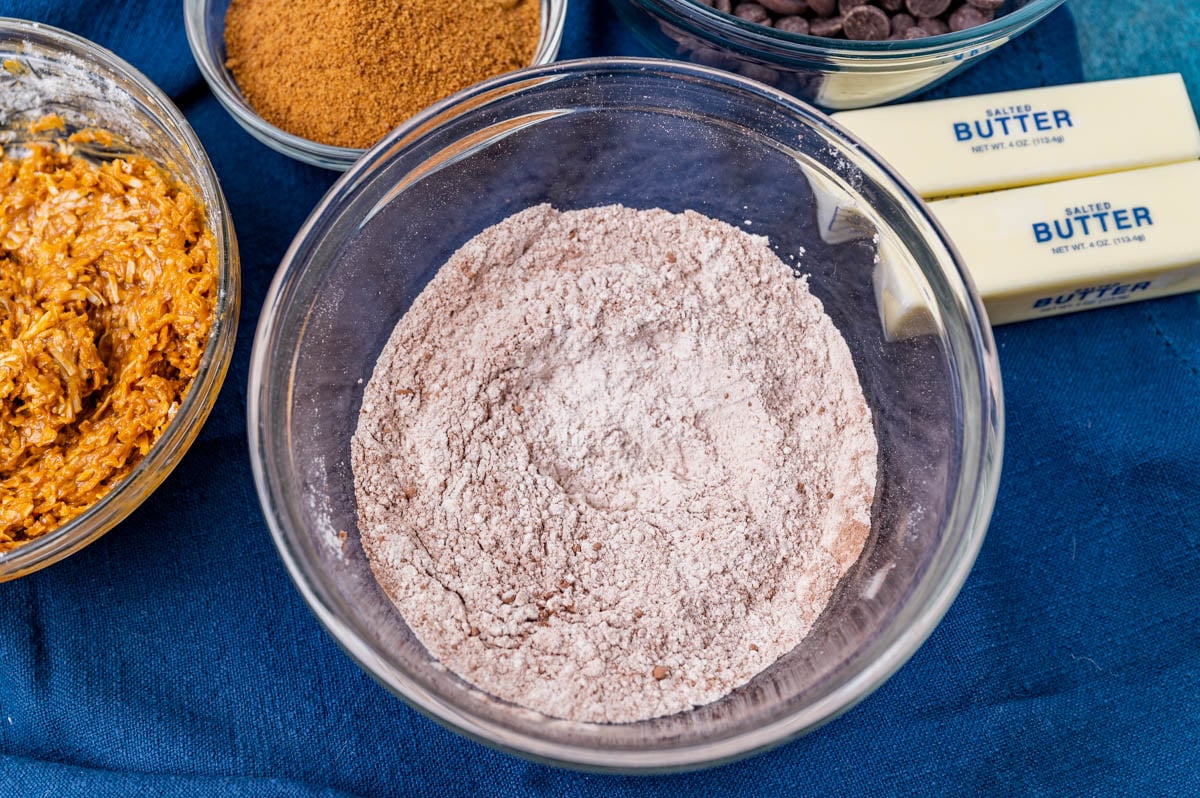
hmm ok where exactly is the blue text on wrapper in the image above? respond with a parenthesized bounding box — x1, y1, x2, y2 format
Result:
(953, 106, 1073, 142)
(1032, 203, 1154, 243)
(1033, 281, 1153, 310)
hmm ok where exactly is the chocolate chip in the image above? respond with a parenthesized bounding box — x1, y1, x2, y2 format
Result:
(890, 11, 915, 32)
(917, 15, 950, 33)
(759, 0, 808, 13)
(738, 61, 781, 82)
(693, 0, 1006, 41)
(906, 0, 951, 17)
(734, 2, 772, 23)
(948, 3, 994, 30)
(843, 5, 890, 39)
(808, 14, 844, 35)
(775, 14, 811, 33)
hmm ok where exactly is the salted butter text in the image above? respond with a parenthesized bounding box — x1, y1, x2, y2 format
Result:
(1033, 201, 1154, 244)
(1033, 280, 1152, 309)
(954, 106, 1073, 142)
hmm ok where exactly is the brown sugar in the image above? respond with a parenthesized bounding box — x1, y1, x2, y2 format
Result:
(0, 133, 217, 549)
(224, 0, 542, 149)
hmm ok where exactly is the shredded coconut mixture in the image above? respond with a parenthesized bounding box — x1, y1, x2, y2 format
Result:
(352, 204, 877, 723)
(0, 128, 217, 547)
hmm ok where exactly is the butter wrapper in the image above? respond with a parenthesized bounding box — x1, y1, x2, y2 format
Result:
(930, 160, 1200, 324)
(834, 74, 1200, 199)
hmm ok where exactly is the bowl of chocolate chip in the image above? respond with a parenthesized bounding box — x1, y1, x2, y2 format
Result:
(249, 57, 1003, 771)
(609, 0, 1065, 109)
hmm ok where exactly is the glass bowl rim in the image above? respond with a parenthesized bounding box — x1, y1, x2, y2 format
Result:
(248, 55, 1004, 771)
(182, 0, 570, 169)
(0, 17, 240, 580)
(638, 0, 1066, 59)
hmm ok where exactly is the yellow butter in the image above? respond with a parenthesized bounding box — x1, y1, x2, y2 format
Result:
(800, 162, 945, 340)
(929, 160, 1200, 324)
(873, 235, 943, 340)
(834, 75, 1200, 199)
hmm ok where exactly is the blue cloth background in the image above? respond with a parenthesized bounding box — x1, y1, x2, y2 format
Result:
(2, 2, 1198, 796)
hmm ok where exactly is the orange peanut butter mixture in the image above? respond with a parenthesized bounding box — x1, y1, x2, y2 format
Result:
(0, 130, 217, 550)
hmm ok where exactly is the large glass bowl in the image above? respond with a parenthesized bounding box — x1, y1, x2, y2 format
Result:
(610, 0, 1066, 109)
(0, 18, 240, 580)
(248, 57, 1003, 771)
(183, 0, 568, 170)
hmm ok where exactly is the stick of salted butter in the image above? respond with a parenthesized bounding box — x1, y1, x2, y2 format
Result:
(833, 74, 1200, 199)
(929, 160, 1200, 325)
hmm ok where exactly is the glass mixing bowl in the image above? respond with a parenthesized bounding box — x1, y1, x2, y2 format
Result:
(0, 18, 240, 580)
(609, 0, 1066, 109)
(183, 0, 568, 170)
(248, 57, 1003, 771)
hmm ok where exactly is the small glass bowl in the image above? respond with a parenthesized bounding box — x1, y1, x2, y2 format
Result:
(0, 18, 240, 580)
(248, 57, 1003, 770)
(610, 0, 1066, 109)
(183, 0, 568, 170)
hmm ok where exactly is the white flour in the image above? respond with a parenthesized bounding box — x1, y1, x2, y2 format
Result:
(351, 204, 877, 723)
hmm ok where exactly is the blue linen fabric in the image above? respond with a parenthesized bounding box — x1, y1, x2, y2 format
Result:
(1, 1, 1198, 796)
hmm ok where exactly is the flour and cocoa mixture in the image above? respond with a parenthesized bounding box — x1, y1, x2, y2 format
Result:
(351, 204, 877, 723)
